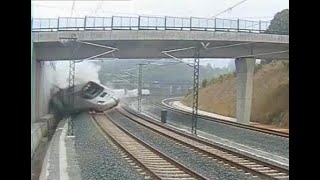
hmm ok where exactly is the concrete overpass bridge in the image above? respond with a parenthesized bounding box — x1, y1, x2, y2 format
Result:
(31, 15, 289, 157)
(32, 16, 288, 60)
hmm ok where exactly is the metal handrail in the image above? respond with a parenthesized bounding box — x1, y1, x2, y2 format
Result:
(32, 15, 287, 35)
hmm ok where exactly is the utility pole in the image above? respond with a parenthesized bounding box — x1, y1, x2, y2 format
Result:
(138, 64, 143, 113)
(191, 46, 200, 135)
(137, 63, 150, 113)
(63, 35, 78, 137)
(67, 59, 76, 136)
(161, 45, 201, 135)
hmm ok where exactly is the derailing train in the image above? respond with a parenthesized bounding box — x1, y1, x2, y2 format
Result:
(49, 81, 120, 119)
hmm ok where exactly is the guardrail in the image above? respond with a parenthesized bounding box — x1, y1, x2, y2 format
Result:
(32, 16, 286, 35)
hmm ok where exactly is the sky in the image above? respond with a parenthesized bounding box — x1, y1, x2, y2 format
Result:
(32, 0, 288, 20)
(32, 0, 288, 67)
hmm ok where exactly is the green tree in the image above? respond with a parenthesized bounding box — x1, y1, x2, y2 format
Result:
(265, 9, 289, 35)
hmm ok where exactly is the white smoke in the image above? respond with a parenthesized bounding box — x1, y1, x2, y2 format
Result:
(53, 61, 101, 89)
(38, 60, 105, 116)
(40, 62, 57, 116)
(48, 60, 140, 101)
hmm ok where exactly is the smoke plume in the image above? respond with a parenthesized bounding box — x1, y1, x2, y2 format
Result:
(54, 61, 101, 89)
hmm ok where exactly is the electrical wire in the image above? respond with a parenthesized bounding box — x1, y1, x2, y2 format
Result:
(70, 0, 76, 17)
(211, 0, 249, 18)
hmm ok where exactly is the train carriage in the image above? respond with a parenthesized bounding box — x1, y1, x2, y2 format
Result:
(49, 81, 120, 119)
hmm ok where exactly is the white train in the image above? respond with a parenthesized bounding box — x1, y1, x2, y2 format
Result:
(49, 81, 120, 119)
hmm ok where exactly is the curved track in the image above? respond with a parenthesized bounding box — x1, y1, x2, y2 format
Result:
(116, 106, 289, 180)
(155, 98, 289, 138)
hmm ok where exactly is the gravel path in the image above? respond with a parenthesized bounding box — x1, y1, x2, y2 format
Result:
(65, 136, 82, 180)
(73, 113, 145, 180)
(46, 120, 66, 180)
(107, 110, 257, 180)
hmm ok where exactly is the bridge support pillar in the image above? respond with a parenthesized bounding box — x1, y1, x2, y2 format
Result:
(35, 60, 42, 122)
(235, 57, 255, 125)
(31, 40, 36, 126)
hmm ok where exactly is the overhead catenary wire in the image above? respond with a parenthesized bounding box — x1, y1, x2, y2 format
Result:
(34, 4, 272, 21)
(33, 4, 179, 18)
(162, 52, 194, 67)
(162, 47, 195, 53)
(93, 0, 104, 16)
(161, 47, 197, 67)
(70, 0, 76, 17)
(204, 42, 255, 50)
(33, 2, 265, 21)
(161, 41, 257, 66)
(77, 41, 119, 50)
(59, 38, 119, 62)
(211, 0, 249, 18)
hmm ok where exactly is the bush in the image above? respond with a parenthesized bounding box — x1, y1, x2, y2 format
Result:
(208, 73, 234, 85)
(209, 77, 216, 85)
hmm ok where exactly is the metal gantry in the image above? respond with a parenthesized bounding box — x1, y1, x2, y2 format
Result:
(191, 46, 200, 135)
(161, 45, 201, 135)
(66, 37, 80, 137)
(138, 64, 143, 113)
(67, 59, 76, 136)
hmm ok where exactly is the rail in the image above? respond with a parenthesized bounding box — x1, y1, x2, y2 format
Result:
(32, 16, 287, 35)
(92, 112, 207, 180)
(118, 106, 289, 179)
(156, 100, 289, 138)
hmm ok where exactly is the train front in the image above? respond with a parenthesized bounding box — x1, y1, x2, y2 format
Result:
(80, 81, 120, 112)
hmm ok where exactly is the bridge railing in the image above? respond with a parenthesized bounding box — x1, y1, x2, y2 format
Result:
(32, 16, 285, 35)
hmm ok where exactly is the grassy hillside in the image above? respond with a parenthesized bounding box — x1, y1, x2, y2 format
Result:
(182, 61, 289, 128)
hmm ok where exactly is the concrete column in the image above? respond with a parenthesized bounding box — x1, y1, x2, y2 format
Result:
(31, 39, 36, 127)
(235, 57, 255, 124)
(35, 61, 41, 121)
(38, 61, 46, 118)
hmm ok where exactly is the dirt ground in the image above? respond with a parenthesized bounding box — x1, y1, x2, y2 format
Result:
(183, 61, 289, 128)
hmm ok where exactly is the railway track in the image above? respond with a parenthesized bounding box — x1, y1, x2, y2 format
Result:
(153, 100, 289, 138)
(91, 111, 208, 180)
(116, 106, 289, 180)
